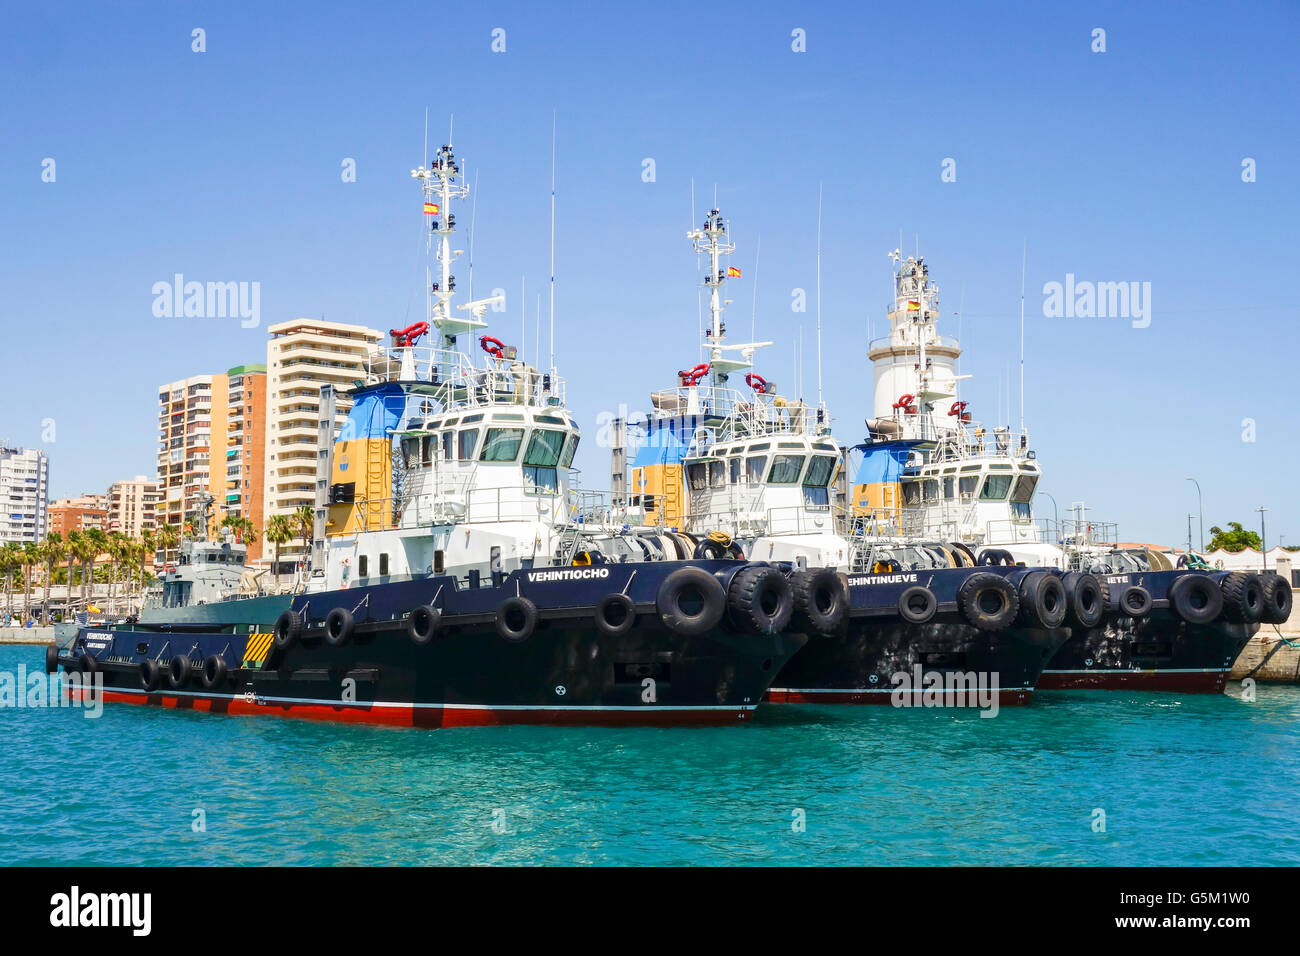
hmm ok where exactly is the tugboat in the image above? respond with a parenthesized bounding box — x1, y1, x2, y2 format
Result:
(48, 143, 805, 727)
(597, 208, 1067, 707)
(849, 252, 1284, 692)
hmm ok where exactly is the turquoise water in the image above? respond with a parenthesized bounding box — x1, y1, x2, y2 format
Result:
(2, 643, 1297, 866)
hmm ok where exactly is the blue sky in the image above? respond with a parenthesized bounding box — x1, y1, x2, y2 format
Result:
(2, 1, 1297, 548)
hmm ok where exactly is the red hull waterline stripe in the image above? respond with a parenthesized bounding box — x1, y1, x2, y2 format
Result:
(765, 687, 1034, 706)
(1037, 667, 1230, 693)
(81, 687, 756, 728)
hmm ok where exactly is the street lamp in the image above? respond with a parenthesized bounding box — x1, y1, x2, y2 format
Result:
(1037, 491, 1060, 535)
(1258, 506, 1268, 572)
(1185, 477, 1203, 552)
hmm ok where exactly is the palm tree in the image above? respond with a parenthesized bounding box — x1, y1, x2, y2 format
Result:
(135, 528, 156, 610)
(156, 523, 180, 567)
(219, 513, 258, 548)
(1, 543, 23, 623)
(264, 514, 294, 586)
(105, 531, 126, 614)
(20, 541, 39, 622)
(85, 528, 109, 611)
(64, 530, 85, 607)
(40, 532, 64, 624)
(293, 505, 315, 573)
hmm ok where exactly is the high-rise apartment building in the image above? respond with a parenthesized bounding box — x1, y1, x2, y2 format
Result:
(220, 364, 266, 559)
(156, 366, 268, 560)
(263, 319, 383, 572)
(157, 374, 225, 544)
(106, 476, 162, 539)
(0, 445, 50, 543)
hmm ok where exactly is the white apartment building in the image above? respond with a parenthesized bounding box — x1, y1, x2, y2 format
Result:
(263, 318, 383, 570)
(0, 444, 50, 543)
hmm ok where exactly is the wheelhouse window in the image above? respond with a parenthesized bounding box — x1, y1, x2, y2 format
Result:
(709, 460, 726, 489)
(922, 479, 940, 502)
(958, 476, 978, 499)
(479, 427, 525, 462)
(523, 429, 565, 496)
(441, 431, 454, 460)
(802, 455, 836, 507)
(686, 462, 709, 491)
(1011, 474, 1038, 503)
(729, 458, 741, 484)
(420, 436, 434, 465)
(767, 454, 805, 484)
(745, 456, 766, 484)
(979, 474, 1013, 500)
(559, 434, 579, 468)
(943, 476, 955, 499)
(458, 428, 479, 461)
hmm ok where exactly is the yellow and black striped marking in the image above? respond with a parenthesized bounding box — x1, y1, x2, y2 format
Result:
(242, 633, 275, 669)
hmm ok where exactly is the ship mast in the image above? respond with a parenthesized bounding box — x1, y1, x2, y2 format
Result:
(687, 207, 768, 389)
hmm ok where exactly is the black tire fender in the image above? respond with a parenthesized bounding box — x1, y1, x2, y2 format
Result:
(406, 604, 442, 644)
(594, 593, 636, 637)
(727, 565, 794, 635)
(655, 566, 726, 636)
(898, 585, 937, 625)
(45, 644, 60, 674)
(139, 659, 162, 692)
(77, 652, 99, 674)
(790, 567, 848, 635)
(496, 596, 539, 642)
(1168, 573, 1224, 625)
(1017, 571, 1068, 629)
(201, 655, 228, 690)
(1261, 574, 1293, 625)
(693, 538, 729, 560)
(167, 655, 192, 689)
(957, 572, 1019, 630)
(273, 610, 300, 650)
(325, 607, 355, 647)
(1116, 584, 1153, 618)
(1062, 572, 1107, 629)
(1220, 572, 1265, 624)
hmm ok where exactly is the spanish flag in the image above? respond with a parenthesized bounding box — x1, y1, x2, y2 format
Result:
(727, 266, 742, 278)
(906, 300, 921, 311)
(424, 202, 440, 215)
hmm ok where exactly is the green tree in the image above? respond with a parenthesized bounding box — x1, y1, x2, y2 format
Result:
(39, 532, 65, 624)
(264, 514, 294, 587)
(1, 544, 20, 621)
(293, 505, 315, 571)
(1207, 521, 1262, 553)
(156, 523, 180, 565)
